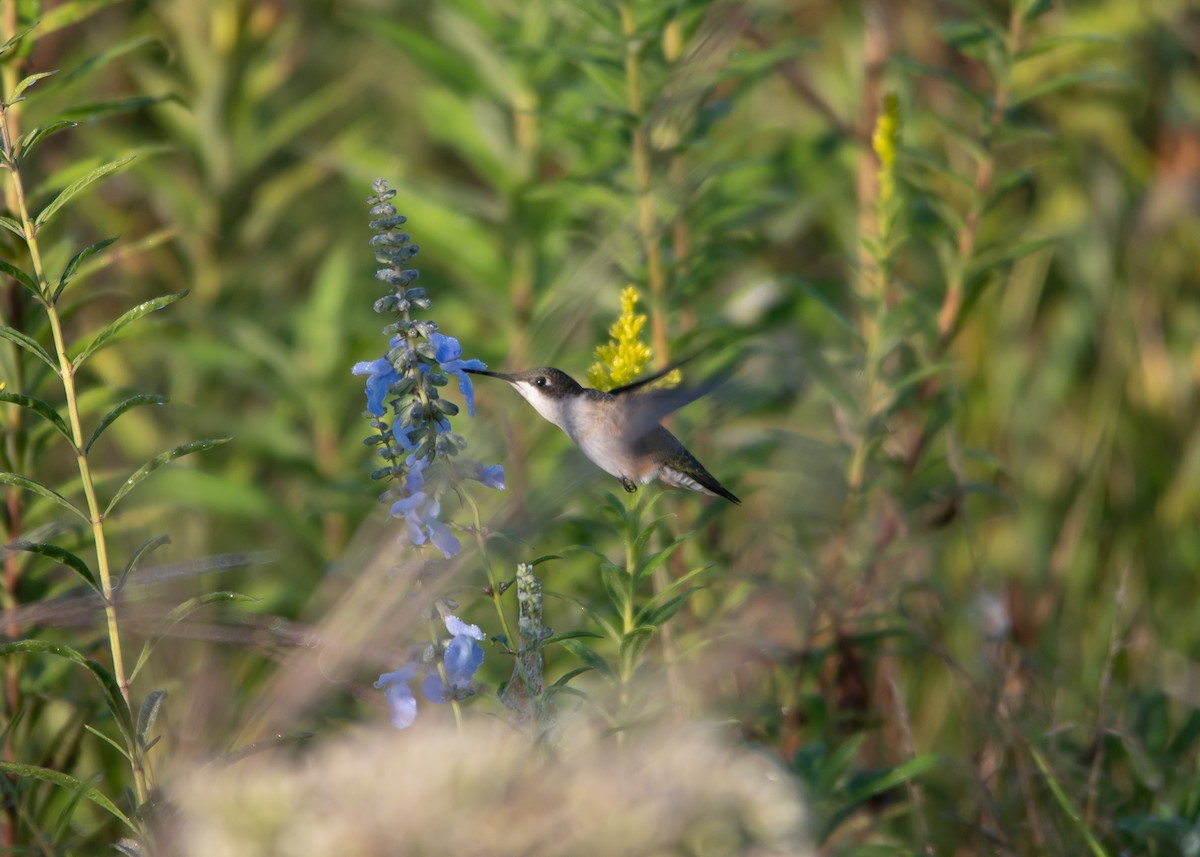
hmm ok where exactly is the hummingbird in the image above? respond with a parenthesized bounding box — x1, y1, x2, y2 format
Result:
(465, 361, 740, 504)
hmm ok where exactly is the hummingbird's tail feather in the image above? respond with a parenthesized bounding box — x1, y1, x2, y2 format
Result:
(660, 454, 741, 504)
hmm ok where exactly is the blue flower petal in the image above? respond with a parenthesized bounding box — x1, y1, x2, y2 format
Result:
(474, 463, 505, 491)
(352, 357, 398, 417)
(444, 633, 484, 687)
(444, 616, 484, 639)
(375, 666, 419, 729)
(430, 333, 462, 363)
(421, 671, 449, 704)
(428, 518, 461, 558)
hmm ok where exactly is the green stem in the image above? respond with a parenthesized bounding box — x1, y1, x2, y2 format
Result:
(459, 489, 516, 650)
(620, 2, 670, 366)
(0, 96, 148, 808)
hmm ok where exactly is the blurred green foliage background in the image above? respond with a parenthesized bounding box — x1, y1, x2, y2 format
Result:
(3, 0, 1200, 853)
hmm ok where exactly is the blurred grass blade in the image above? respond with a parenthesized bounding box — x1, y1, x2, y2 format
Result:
(0, 473, 87, 521)
(0, 762, 133, 830)
(7, 540, 96, 588)
(72, 292, 187, 369)
(86, 393, 168, 453)
(0, 389, 72, 441)
(1029, 746, 1110, 857)
(34, 155, 135, 230)
(105, 437, 231, 516)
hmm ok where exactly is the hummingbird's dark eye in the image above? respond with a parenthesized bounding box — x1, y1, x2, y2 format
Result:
(535, 376, 547, 387)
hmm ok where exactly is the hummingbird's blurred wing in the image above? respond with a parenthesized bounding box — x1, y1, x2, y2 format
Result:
(612, 360, 733, 441)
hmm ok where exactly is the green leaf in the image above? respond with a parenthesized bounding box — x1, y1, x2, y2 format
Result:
(105, 437, 231, 516)
(550, 666, 595, 688)
(72, 292, 187, 369)
(632, 535, 687, 588)
(117, 534, 170, 591)
(40, 0, 128, 36)
(0, 23, 36, 60)
(10, 70, 57, 102)
(34, 155, 136, 230)
(0, 215, 24, 238)
(212, 732, 313, 768)
(619, 626, 657, 678)
(86, 393, 167, 453)
(0, 762, 133, 830)
(0, 640, 135, 751)
(55, 236, 119, 303)
(18, 120, 77, 160)
(0, 257, 39, 296)
(1011, 70, 1134, 109)
(0, 473, 86, 521)
(131, 591, 257, 681)
(56, 95, 178, 123)
(1021, 0, 1053, 21)
(136, 690, 167, 751)
(7, 541, 96, 588)
(0, 389, 72, 441)
(1015, 33, 1117, 62)
(64, 35, 161, 83)
(559, 638, 614, 680)
(83, 724, 131, 762)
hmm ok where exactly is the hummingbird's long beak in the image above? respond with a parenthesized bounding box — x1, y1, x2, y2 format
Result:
(464, 368, 516, 382)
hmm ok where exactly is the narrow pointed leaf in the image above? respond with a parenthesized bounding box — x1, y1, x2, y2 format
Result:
(57, 95, 178, 123)
(0, 473, 86, 521)
(86, 393, 167, 453)
(136, 690, 167, 750)
(0, 640, 135, 748)
(0, 258, 39, 296)
(72, 292, 187, 369)
(55, 236, 119, 303)
(619, 625, 657, 678)
(41, 0, 131, 35)
(65, 35, 161, 83)
(11, 70, 57, 102)
(105, 437, 231, 516)
(0, 23, 36, 59)
(0, 390, 72, 441)
(131, 591, 256, 681)
(0, 215, 24, 238)
(83, 724, 131, 762)
(35, 155, 136, 230)
(0, 326, 60, 373)
(18, 120, 77, 161)
(1012, 70, 1133, 108)
(0, 762, 133, 829)
(7, 541, 96, 588)
(117, 534, 171, 591)
(212, 732, 313, 768)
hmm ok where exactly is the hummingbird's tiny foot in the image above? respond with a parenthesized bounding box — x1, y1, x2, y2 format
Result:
(620, 477, 638, 494)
